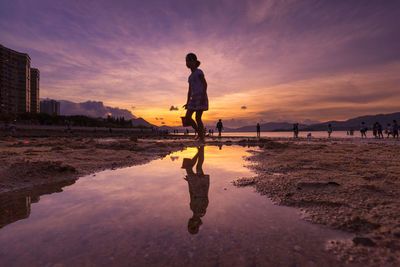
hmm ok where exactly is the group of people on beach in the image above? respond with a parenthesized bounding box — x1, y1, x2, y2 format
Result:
(352, 120, 399, 139)
(290, 120, 399, 139)
(369, 120, 399, 139)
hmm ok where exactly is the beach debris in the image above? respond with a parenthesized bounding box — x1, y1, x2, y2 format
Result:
(232, 177, 256, 186)
(352, 237, 376, 247)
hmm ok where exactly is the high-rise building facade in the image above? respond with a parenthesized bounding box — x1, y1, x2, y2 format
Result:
(0, 44, 32, 114)
(40, 99, 60, 115)
(30, 68, 40, 113)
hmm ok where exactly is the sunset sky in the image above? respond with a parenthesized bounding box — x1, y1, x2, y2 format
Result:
(1, 0, 399, 127)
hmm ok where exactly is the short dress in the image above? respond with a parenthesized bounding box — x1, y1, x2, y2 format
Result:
(187, 69, 208, 111)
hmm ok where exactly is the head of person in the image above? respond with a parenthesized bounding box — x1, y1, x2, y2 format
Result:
(188, 216, 202, 235)
(186, 53, 200, 69)
(394, 120, 397, 123)
(361, 121, 365, 125)
(219, 119, 221, 122)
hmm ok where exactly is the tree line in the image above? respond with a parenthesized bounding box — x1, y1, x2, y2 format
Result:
(0, 112, 150, 129)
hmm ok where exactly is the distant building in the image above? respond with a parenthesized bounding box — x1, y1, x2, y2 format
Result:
(0, 44, 32, 114)
(40, 99, 60, 115)
(30, 68, 40, 113)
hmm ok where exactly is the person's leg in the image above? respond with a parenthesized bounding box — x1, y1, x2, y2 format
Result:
(185, 110, 198, 133)
(195, 111, 204, 140)
(196, 146, 205, 174)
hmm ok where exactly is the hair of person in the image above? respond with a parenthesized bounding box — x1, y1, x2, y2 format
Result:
(186, 52, 201, 67)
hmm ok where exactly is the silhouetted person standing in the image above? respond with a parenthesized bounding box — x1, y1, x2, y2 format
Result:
(293, 123, 299, 138)
(386, 123, 392, 138)
(182, 146, 209, 235)
(393, 120, 399, 139)
(327, 124, 333, 138)
(256, 123, 261, 138)
(216, 119, 223, 137)
(360, 122, 367, 138)
(377, 122, 383, 139)
(183, 53, 208, 142)
(373, 123, 378, 138)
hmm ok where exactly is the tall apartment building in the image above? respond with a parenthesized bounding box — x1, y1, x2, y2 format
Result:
(40, 99, 60, 115)
(30, 68, 40, 113)
(0, 44, 33, 114)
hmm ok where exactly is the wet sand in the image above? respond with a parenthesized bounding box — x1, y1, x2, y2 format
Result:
(0, 136, 192, 193)
(234, 137, 400, 265)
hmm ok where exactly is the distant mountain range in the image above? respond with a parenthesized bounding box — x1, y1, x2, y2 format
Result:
(301, 112, 400, 131)
(226, 112, 400, 132)
(47, 99, 154, 127)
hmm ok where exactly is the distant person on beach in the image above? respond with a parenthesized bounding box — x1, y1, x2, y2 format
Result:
(293, 123, 299, 138)
(327, 124, 333, 138)
(256, 123, 261, 138)
(307, 133, 312, 138)
(386, 123, 392, 138)
(216, 119, 223, 137)
(360, 122, 367, 138)
(373, 122, 378, 138)
(377, 122, 383, 139)
(182, 146, 209, 235)
(393, 120, 399, 139)
(183, 53, 208, 142)
(349, 128, 354, 136)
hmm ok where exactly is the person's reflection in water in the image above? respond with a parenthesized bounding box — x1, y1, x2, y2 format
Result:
(182, 146, 210, 235)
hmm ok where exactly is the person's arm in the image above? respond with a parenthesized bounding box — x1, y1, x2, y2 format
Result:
(199, 74, 207, 104)
(183, 85, 192, 109)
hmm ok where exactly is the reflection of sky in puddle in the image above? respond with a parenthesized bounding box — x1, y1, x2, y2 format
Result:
(0, 146, 350, 266)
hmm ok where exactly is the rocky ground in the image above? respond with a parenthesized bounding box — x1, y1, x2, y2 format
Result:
(234, 137, 400, 265)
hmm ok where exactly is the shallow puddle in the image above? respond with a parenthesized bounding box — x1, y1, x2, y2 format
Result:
(0, 146, 350, 266)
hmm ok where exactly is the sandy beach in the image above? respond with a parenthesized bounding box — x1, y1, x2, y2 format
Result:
(235, 137, 400, 265)
(1, 133, 400, 264)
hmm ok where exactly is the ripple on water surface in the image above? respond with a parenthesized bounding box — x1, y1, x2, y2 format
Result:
(0, 146, 350, 266)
